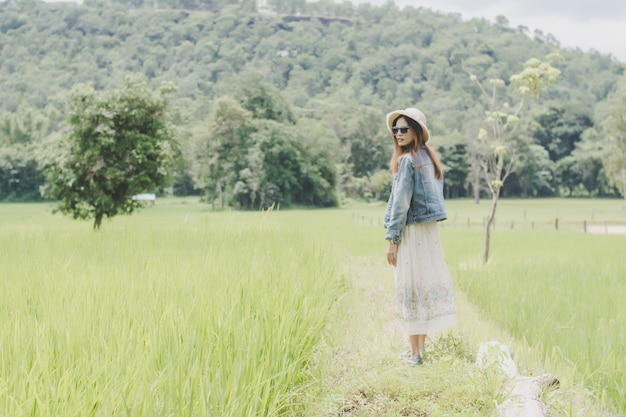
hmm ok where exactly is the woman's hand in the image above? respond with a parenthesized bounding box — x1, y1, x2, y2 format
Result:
(387, 242, 398, 266)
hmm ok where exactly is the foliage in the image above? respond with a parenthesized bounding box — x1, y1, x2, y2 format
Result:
(190, 91, 338, 209)
(505, 142, 554, 197)
(598, 74, 626, 198)
(0, 206, 346, 416)
(463, 54, 561, 263)
(369, 169, 391, 200)
(39, 76, 178, 229)
(0, 144, 45, 201)
(0, 0, 625, 202)
(190, 96, 257, 208)
(437, 134, 471, 198)
(453, 229, 626, 417)
(227, 72, 296, 124)
(0, 105, 60, 201)
(4, 199, 620, 416)
(532, 105, 594, 161)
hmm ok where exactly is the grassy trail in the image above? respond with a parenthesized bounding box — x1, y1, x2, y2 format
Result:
(309, 249, 610, 416)
(303, 251, 511, 416)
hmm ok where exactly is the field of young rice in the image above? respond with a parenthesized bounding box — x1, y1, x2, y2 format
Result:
(0, 201, 346, 416)
(1, 197, 624, 416)
(445, 229, 626, 416)
(346, 197, 626, 415)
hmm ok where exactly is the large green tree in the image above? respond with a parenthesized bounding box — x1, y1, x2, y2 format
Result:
(191, 96, 337, 209)
(190, 96, 257, 208)
(506, 142, 554, 197)
(40, 76, 178, 229)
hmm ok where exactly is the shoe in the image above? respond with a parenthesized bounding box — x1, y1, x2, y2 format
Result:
(399, 350, 411, 358)
(407, 354, 423, 366)
(401, 349, 427, 360)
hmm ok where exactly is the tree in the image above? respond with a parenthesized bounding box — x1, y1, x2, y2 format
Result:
(0, 106, 57, 201)
(602, 74, 626, 200)
(190, 97, 256, 208)
(3, 0, 625, 202)
(0, 144, 45, 201)
(190, 96, 337, 209)
(606, 133, 626, 201)
(233, 119, 337, 208)
(437, 134, 470, 199)
(532, 106, 593, 162)
(345, 108, 389, 178)
(314, 103, 389, 199)
(229, 72, 296, 124)
(508, 142, 554, 197)
(39, 76, 178, 229)
(370, 169, 391, 201)
(463, 53, 561, 263)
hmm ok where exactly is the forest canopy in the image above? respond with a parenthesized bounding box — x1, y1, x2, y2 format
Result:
(1, 0, 625, 205)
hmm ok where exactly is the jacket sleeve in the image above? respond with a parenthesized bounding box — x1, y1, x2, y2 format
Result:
(384, 156, 414, 244)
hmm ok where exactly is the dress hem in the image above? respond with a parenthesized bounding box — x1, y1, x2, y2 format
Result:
(403, 314, 457, 335)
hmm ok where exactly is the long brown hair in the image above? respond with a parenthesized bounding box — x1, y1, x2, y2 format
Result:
(389, 116, 443, 179)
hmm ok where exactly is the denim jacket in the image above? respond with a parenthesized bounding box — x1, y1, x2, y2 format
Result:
(384, 147, 447, 244)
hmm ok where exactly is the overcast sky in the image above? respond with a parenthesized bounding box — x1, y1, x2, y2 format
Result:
(354, 0, 626, 63)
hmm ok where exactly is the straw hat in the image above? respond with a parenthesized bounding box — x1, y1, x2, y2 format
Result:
(385, 107, 430, 142)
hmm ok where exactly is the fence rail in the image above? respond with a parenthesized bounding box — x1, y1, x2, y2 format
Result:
(352, 213, 626, 235)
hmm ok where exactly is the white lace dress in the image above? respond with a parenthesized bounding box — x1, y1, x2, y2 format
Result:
(394, 221, 457, 335)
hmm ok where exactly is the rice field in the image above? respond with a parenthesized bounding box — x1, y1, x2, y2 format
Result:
(349, 198, 626, 416)
(444, 198, 626, 233)
(442, 229, 626, 415)
(0, 201, 346, 416)
(1, 197, 625, 416)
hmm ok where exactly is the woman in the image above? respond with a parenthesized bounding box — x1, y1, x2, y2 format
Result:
(383, 107, 457, 366)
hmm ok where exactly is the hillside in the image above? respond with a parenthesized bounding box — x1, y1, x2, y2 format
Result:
(1, 0, 625, 203)
(1, 1, 623, 122)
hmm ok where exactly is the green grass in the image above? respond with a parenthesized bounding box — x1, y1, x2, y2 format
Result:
(1, 197, 624, 416)
(448, 230, 626, 416)
(349, 197, 626, 232)
(342, 198, 626, 416)
(0, 201, 346, 416)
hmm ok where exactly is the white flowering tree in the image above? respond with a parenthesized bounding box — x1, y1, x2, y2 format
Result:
(463, 53, 561, 263)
